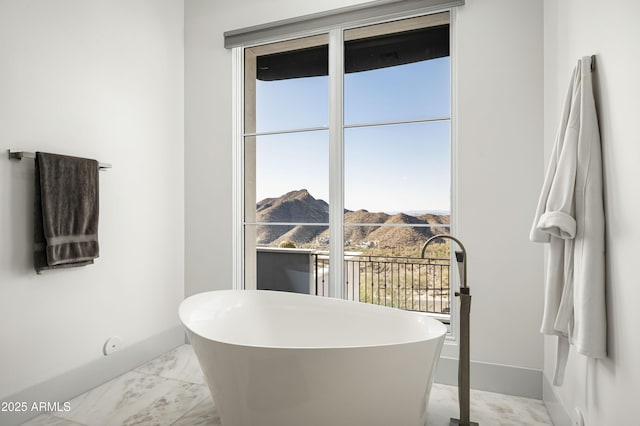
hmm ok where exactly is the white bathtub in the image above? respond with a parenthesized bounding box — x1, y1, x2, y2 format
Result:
(179, 290, 447, 426)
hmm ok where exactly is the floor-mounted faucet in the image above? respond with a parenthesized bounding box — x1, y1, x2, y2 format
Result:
(421, 234, 478, 426)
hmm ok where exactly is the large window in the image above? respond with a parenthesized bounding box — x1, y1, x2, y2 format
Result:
(237, 12, 453, 317)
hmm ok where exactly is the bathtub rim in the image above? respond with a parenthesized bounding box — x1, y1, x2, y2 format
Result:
(180, 289, 448, 351)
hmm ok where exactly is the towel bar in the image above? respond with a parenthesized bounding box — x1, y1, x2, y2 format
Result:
(8, 150, 111, 170)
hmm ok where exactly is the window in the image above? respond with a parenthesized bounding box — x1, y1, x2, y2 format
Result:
(236, 12, 453, 318)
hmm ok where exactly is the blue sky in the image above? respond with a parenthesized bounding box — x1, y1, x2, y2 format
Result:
(254, 57, 450, 214)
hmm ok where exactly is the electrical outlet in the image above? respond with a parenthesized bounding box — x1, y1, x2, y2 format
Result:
(103, 336, 122, 356)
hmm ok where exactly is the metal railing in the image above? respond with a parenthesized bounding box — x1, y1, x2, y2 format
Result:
(312, 253, 450, 315)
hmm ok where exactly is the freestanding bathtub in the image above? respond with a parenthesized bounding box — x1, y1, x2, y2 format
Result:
(179, 290, 447, 426)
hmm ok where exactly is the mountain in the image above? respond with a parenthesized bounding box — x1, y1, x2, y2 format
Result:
(257, 189, 329, 222)
(255, 189, 450, 248)
(338, 210, 449, 249)
(255, 189, 329, 245)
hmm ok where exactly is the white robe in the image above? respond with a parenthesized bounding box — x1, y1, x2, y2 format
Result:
(530, 56, 606, 386)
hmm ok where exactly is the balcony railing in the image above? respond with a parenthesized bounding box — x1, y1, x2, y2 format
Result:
(255, 247, 451, 318)
(312, 253, 450, 316)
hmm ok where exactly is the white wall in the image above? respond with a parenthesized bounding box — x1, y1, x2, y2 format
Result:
(0, 0, 184, 402)
(543, 0, 640, 424)
(185, 0, 545, 378)
(455, 0, 543, 370)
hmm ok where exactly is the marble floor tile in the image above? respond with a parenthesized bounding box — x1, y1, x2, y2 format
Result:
(427, 383, 552, 426)
(134, 344, 205, 385)
(171, 394, 222, 426)
(20, 345, 553, 426)
(21, 414, 86, 426)
(54, 371, 209, 426)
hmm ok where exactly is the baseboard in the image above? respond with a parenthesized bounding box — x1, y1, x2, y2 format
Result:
(435, 356, 543, 400)
(1, 325, 185, 426)
(543, 373, 572, 426)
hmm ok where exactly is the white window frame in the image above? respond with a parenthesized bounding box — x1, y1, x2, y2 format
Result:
(231, 8, 460, 336)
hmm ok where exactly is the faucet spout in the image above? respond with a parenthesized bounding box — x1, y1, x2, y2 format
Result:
(420, 234, 468, 289)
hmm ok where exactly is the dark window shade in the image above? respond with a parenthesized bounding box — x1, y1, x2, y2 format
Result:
(257, 45, 329, 81)
(256, 24, 448, 81)
(345, 24, 449, 73)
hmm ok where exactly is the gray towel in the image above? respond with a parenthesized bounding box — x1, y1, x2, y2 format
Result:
(34, 152, 100, 273)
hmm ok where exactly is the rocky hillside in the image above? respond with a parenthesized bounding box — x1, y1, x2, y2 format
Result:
(255, 189, 449, 248)
(255, 189, 328, 244)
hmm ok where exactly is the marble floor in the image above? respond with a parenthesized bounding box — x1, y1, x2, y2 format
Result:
(22, 345, 553, 426)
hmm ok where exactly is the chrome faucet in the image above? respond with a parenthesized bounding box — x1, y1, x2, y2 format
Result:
(421, 234, 467, 288)
(421, 234, 478, 426)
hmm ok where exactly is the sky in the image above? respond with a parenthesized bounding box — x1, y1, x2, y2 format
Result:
(253, 56, 451, 214)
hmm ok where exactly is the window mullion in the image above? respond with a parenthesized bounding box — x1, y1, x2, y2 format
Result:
(232, 46, 245, 290)
(328, 28, 344, 299)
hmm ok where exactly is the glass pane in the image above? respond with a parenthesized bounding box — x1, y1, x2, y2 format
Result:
(245, 130, 329, 224)
(343, 226, 451, 314)
(247, 40, 329, 134)
(344, 24, 450, 125)
(344, 120, 450, 219)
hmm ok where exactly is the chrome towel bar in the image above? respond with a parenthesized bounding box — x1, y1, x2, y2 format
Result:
(8, 150, 111, 170)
